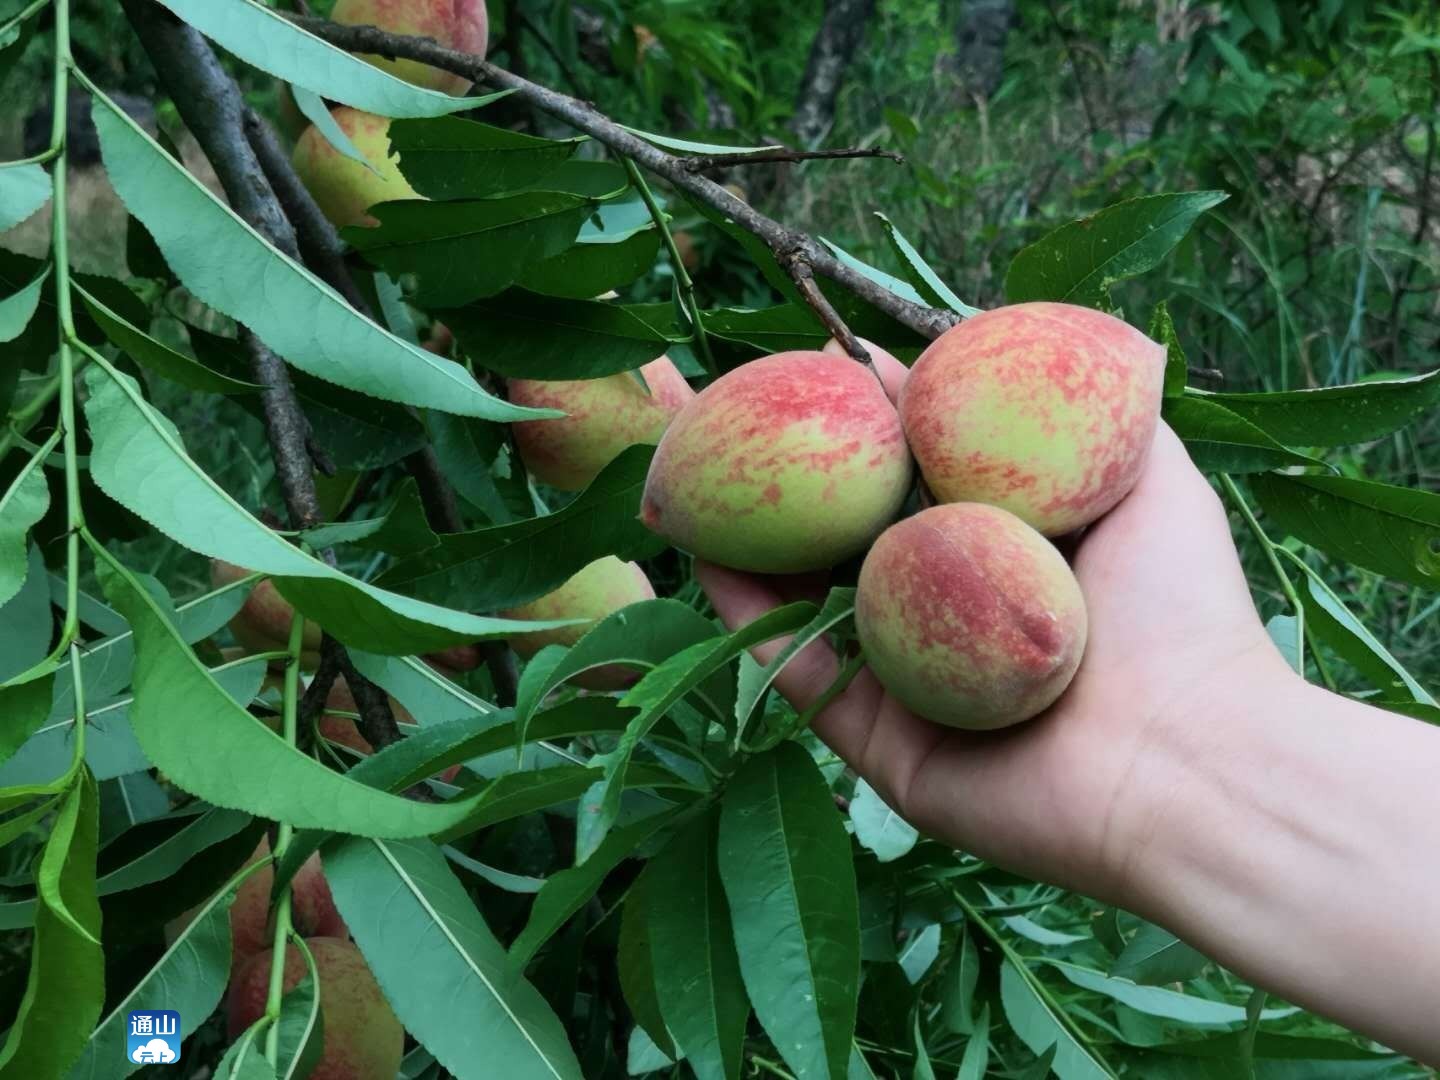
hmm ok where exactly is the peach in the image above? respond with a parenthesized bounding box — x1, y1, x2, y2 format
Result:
(330, 0, 488, 95)
(291, 107, 419, 229)
(509, 358, 694, 491)
(857, 503, 1087, 729)
(900, 302, 1163, 536)
(167, 838, 346, 970)
(501, 557, 655, 689)
(641, 351, 912, 573)
(228, 938, 401, 1080)
(821, 335, 909, 405)
(212, 561, 322, 669)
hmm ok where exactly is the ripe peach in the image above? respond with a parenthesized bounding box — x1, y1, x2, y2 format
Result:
(501, 557, 655, 689)
(291, 108, 419, 229)
(900, 302, 1164, 536)
(857, 503, 1087, 729)
(228, 938, 401, 1080)
(167, 838, 346, 970)
(642, 351, 912, 573)
(330, 0, 488, 95)
(821, 335, 909, 405)
(509, 358, 694, 491)
(212, 561, 322, 669)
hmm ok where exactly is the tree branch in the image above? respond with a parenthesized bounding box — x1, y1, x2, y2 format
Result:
(289, 14, 959, 342)
(678, 146, 903, 171)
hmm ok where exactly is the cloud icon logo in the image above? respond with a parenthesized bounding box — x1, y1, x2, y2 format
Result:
(130, 1039, 177, 1064)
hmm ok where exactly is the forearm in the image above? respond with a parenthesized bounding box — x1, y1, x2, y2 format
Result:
(1126, 673, 1440, 1063)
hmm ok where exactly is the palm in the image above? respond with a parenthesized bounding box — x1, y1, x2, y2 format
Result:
(698, 425, 1285, 899)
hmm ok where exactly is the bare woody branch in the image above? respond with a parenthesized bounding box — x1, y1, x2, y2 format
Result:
(289, 14, 960, 342)
(679, 146, 903, 171)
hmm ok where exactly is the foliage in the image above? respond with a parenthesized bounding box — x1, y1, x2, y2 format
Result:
(0, 1, 1435, 1079)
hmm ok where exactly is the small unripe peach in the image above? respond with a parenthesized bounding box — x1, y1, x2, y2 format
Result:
(291, 108, 419, 229)
(228, 938, 401, 1080)
(501, 557, 655, 690)
(642, 351, 912, 573)
(212, 561, 322, 669)
(330, 0, 488, 95)
(509, 358, 694, 491)
(901, 302, 1163, 536)
(857, 503, 1087, 729)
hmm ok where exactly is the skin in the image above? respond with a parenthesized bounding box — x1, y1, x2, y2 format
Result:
(901, 302, 1164, 535)
(700, 424, 1440, 1064)
(212, 561, 322, 669)
(510, 358, 695, 491)
(291, 108, 419, 230)
(642, 351, 912, 574)
(228, 938, 402, 1080)
(330, 0, 488, 94)
(501, 557, 656, 690)
(857, 503, 1086, 729)
(167, 838, 345, 969)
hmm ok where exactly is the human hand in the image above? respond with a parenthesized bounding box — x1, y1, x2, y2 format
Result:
(697, 422, 1295, 902)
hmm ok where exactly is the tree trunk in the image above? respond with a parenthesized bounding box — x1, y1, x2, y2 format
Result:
(792, 0, 876, 148)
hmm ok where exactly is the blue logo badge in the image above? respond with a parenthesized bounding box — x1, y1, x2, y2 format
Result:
(127, 1010, 181, 1065)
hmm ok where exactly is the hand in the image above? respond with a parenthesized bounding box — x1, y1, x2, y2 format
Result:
(698, 423, 1294, 902)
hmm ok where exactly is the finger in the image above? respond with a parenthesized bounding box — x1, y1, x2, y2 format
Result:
(695, 560, 845, 712)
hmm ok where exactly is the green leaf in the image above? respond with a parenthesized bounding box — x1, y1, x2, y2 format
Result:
(510, 808, 679, 968)
(648, 811, 748, 1080)
(75, 285, 260, 395)
(518, 226, 661, 301)
(874, 212, 981, 317)
(0, 261, 48, 342)
(91, 544, 495, 838)
(1048, 962, 1294, 1024)
(345, 194, 594, 308)
(213, 1021, 278, 1080)
(66, 855, 268, 1079)
(585, 605, 815, 860)
(0, 163, 49, 232)
(1148, 301, 1188, 398)
(390, 117, 583, 199)
(0, 433, 53, 609)
(442, 292, 675, 379)
(291, 84, 379, 173)
(378, 445, 665, 612)
(0, 546, 52, 683)
(1005, 192, 1228, 307)
(956, 1004, 991, 1080)
(849, 779, 918, 863)
(735, 587, 854, 732)
(152, 0, 494, 117)
(1249, 473, 1440, 590)
(1163, 396, 1325, 473)
(718, 742, 860, 1080)
(1194, 369, 1440, 446)
(999, 961, 1115, 1080)
(617, 870, 675, 1059)
(324, 836, 583, 1080)
(0, 774, 103, 1080)
(274, 936, 324, 1080)
(301, 478, 439, 557)
(1110, 921, 1209, 986)
(90, 89, 546, 423)
(941, 927, 980, 1035)
(347, 651, 499, 728)
(82, 363, 569, 654)
(701, 304, 829, 354)
(622, 127, 782, 155)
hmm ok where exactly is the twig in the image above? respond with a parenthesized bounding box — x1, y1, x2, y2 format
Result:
(330, 637, 403, 749)
(678, 146, 903, 170)
(289, 14, 958, 342)
(785, 256, 875, 373)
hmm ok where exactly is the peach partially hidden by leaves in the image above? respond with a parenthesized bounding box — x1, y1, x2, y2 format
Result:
(509, 358, 694, 491)
(211, 561, 322, 669)
(857, 503, 1087, 730)
(642, 351, 912, 573)
(228, 938, 402, 1080)
(291, 108, 420, 230)
(900, 302, 1164, 536)
(330, 0, 489, 94)
(501, 557, 655, 690)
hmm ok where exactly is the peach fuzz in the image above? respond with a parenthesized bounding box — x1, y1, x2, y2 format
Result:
(820, 335, 910, 405)
(900, 302, 1163, 536)
(330, 0, 488, 95)
(857, 503, 1087, 729)
(641, 351, 912, 573)
(228, 938, 401, 1080)
(509, 358, 694, 491)
(211, 561, 322, 670)
(291, 108, 419, 229)
(501, 557, 655, 690)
